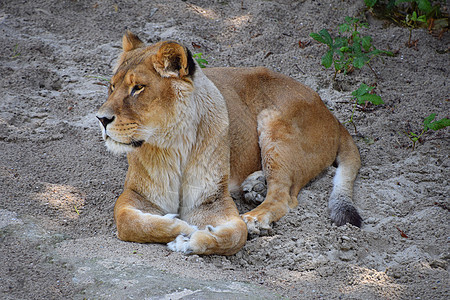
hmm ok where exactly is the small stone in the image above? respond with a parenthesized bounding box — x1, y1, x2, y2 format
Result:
(341, 235, 350, 241)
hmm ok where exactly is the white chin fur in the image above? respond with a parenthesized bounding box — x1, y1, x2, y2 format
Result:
(105, 138, 134, 155)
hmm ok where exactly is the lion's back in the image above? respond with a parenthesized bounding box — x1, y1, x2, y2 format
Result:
(203, 67, 335, 186)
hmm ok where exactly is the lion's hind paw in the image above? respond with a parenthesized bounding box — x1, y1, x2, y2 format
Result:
(241, 171, 267, 205)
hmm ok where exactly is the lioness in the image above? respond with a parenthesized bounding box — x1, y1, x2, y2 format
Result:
(96, 32, 362, 255)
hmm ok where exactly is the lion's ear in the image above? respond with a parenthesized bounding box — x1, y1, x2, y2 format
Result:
(152, 41, 196, 78)
(122, 31, 144, 52)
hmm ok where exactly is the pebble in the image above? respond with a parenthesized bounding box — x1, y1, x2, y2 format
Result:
(341, 235, 350, 241)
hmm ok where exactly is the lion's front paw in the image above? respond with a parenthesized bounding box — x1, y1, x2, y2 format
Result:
(241, 171, 267, 205)
(167, 234, 194, 255)
(241, 212, 272, 237)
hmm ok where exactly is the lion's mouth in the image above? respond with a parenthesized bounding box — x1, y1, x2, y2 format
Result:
(106, 136, 144, 148)
(129, 140, 144, 147)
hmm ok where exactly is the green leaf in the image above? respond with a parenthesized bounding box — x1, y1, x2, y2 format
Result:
(358, 93, 384, 105)
(196, 59, 208, 68)
(369, 49, 390, 57)
(362, 36, 373, 51)
(395, 0, 413, 5)
(334, 37, 348, 49)
(352, 83, 373, 97)
(334, 60, 345, 72)
(310, 32, 325, 44)
(426, 117, 450, 131)
(364, 0, 378, 8)
(339, 23, 351, 34)
(417, 0, 432, 14)
(417, 15, 427, 23)
(193, 53, 209, 68)
(310, 29, 333, 46)
(352, 84, 383, 105)
(363, 136, 375, 145)
(319, 29, 333, 46)
(360, 22, 369, 29)
(321, 50, 333, 68)
(369, 49, 394, 57)
(335, 48, 345, 59)
(423, 113, 436, 129)
(345, 16, 359, 25)
(353, 55, 369, 69)
(352, 36, 363, 53)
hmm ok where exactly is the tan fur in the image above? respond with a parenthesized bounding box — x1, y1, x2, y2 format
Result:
(96, 32, 362, 255)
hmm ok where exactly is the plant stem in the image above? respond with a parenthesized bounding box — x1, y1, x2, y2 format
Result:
(367, 62, 378, 79)
(345, 100, 358, 134)
(350, 102, 357, 134)
(406, 128, 426, 151)
(408, 28, 412, 46)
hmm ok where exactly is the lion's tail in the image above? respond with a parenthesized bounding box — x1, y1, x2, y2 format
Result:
(328, 124, 362, 227)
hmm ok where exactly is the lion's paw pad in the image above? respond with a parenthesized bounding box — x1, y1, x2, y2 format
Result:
(241, 171, 267, 204)
(167, 234, 194, 255)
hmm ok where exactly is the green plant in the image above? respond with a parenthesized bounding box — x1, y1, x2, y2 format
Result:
(404, 10, 428, 46)
(405, 113, 450, 150)
(345, 83, 384, 133)
(406, 10, 427, 25)
(310, 16, 392, 80)
(395, 0, 433, 14)
(11, 44, 21, 59)
(364, 0, 378, 8)
(193, 52, 209, 68)
(364, 0, 433, 11)
(363, 0, 446, 30)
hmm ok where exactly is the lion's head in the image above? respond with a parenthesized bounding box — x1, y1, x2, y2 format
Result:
(96, 32, 197, 154)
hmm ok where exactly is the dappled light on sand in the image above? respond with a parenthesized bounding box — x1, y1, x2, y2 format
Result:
(343, 268, 404, 298)
(280, 266, 405, 298)
(226, 14, 252, 28)
(185, 3, 219, 20)
(35, 183, 85, 219)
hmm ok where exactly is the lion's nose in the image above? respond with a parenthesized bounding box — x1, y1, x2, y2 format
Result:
(97, 115, 115, 129)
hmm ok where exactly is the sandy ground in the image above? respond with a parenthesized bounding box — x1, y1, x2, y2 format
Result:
(0, 0, 449, 299)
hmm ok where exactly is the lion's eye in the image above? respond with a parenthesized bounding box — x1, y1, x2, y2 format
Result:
(130, 84, 145, 97)
(110, 84, 115, 92)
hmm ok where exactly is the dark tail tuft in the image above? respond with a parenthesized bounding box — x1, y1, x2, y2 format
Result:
(329, 195, 362, 228)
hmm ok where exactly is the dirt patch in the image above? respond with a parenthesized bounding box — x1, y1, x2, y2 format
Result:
(0, 1, 448, 299)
